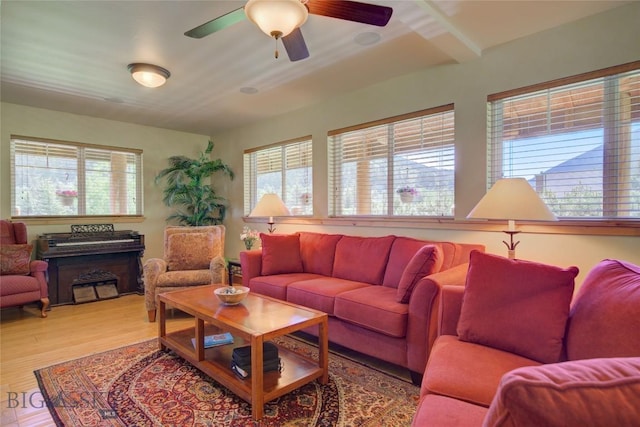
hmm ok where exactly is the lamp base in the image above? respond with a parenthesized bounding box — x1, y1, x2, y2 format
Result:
(502, 230, 521, 260)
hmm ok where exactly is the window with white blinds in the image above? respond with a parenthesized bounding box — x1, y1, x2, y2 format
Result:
(329, 105, 455, 217)
(487, 62, 640, 219)
(243, 137, 312, 216)
(10, 136, 143, 217)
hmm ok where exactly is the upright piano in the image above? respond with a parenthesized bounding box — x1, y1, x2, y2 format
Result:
(37, 224, 145, 305)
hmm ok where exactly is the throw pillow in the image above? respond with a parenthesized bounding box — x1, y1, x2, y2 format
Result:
(260, 233, 303, 276)
(0, 244, 33, 275)
(457, 250, 578, 364)
(484, 358, 640, 427)
(166, 232, 215, 271)
(396, 245, 443, 303)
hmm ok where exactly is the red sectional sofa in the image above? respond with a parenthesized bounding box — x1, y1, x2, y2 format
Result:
(240, 231, 484, 382)
(412, 253, 640, 426)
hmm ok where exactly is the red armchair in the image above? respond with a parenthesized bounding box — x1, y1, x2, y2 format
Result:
(0, 220, 49, 318)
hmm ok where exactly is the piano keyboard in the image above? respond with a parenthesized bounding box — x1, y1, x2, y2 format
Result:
(56, 239, 135, 247)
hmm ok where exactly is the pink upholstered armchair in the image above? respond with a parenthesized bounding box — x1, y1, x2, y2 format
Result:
(143, 225, 227, 322)
(0, 220, 50, 318)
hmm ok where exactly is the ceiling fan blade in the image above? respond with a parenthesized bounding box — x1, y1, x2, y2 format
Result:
(282, 27, 310, 62)
(184, 7, 246, 38)
(306, 0, 392, 27)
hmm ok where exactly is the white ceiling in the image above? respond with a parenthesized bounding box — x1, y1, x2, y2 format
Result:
(1, 0, 630, 136)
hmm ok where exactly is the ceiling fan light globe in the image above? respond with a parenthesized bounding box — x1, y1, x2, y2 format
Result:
(245, 0, 308, 38)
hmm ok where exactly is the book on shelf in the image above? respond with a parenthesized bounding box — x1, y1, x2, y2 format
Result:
(191, 332, 234, 349)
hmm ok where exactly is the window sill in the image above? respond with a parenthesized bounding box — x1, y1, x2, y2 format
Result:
(244, 216, 640, 237)
(12, 216, 145, 226)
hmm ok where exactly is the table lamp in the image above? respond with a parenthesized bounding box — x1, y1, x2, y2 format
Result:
(466, 178, 557, 259)
(249, 193, 291, 233)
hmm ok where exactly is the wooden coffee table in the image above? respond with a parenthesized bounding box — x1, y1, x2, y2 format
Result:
(158, 285, 329, 420)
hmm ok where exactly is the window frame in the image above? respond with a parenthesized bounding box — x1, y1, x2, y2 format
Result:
(328, 104, 455, 218)
(243, 135, 313, 216)
(487, 61, 640, 221)
(10, 135, 143, 219)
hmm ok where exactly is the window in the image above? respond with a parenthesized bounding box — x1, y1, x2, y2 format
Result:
(10, 136, 143, 217)
(243, 136, 312, 215)
(488, 62, 640, 219)
(329, 105, 455, 217)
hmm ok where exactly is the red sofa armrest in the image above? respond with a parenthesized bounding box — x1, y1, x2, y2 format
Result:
(439, 285, 465, 336)
(239, 250, 262, 287)
(407, 263, 470, 374)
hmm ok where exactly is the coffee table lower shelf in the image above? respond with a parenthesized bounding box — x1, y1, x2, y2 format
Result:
(160, 327, 325, 411)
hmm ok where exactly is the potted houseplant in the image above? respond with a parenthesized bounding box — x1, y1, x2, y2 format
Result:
(155, 140, 234, 225)
(396, 186, 417, 203)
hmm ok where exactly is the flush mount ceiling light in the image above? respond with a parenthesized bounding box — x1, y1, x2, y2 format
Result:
(127, 63, 171, 88)
(244, 0, 308, 41)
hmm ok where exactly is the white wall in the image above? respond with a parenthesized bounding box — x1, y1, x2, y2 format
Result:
(1, 4, 638, 288)
(213, 3, 640, 287)
(0, 103, 212, 260)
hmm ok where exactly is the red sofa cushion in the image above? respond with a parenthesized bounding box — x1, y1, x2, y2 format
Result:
(299, 232, 343, 276)
(484, 357, 640, 427)
(411, 394, 488, 427)
(566, 259, 640, 360)
(260, 233, 303, 275)
(423, 335, 540, 407)
(332, 235, 395, 285)
(249, 272, 323, 300)
(457, 251, 578, 364)
(334, 286, 408, 337)
(286, 277, 369, 315)
(396, 245, 442, 303)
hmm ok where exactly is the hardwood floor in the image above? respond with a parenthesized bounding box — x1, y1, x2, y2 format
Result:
(1, 294, 412, 426)
(0, 294, 193, 426)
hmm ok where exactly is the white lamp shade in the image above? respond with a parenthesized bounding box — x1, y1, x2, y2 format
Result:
(128, 63, 170, 88)
(245, 0, 308, 38)
(467, 178, 557, 222)
(249, 193, 291, 217)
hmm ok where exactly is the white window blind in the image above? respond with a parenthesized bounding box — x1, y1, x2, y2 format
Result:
(243, 137, 312, 215)
(10, 136, 143, 217)
(487, 62, 640, 219)
(329, 105, 455, 217)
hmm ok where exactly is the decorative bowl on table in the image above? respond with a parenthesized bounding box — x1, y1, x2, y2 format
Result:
(214, 285, 250, 305)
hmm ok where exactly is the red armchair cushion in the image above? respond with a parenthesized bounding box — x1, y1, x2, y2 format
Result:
(457, 251, 578, 364)
(484, 357, 640, 427)
(0, 244, 33, 275)
(260, 233, 303, 275)
(396, 245, 442, 303)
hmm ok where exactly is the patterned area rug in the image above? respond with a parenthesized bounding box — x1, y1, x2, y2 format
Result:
(35, 335, 419, 426)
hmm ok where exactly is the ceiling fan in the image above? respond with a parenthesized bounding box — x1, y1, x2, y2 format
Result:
(184, 0, 393, 61)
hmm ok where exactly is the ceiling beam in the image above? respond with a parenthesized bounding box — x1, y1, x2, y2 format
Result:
(412, 0, 482, 63)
